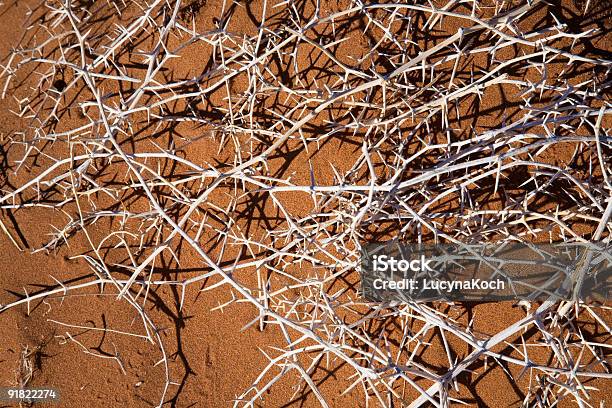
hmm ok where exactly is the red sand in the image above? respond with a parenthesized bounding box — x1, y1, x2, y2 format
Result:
(0, 0, 610, 407)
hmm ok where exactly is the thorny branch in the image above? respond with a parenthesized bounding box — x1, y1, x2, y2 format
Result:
(0, 0, 610, 406)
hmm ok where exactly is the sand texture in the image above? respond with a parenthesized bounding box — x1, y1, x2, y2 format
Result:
(0, 0, 610, 407)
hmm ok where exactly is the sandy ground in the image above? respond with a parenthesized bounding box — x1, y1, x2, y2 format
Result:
(0, 0, 610, 407)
